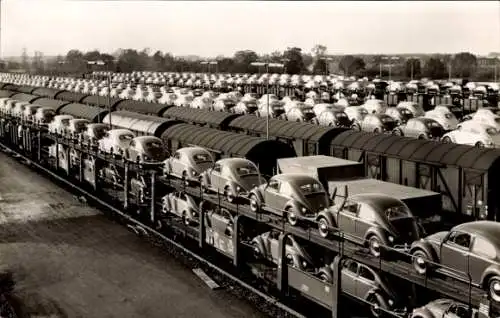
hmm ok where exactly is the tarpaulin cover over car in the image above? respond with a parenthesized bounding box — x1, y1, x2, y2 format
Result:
(0, 90, 17, 98)
(14, 85, 38, 94)
(32, 88, 64, 98)
(81, 95, 126, 109)
(54, 91, 89, 103)
(10, 93, 41, 103)
(34, 98, 71, 112)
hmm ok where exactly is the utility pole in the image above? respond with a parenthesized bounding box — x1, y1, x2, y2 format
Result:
(251, 62, 284, 140)
(381, 56, 400, 81)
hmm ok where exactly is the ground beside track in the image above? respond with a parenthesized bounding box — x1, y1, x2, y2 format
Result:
(0, 151, 267, 318)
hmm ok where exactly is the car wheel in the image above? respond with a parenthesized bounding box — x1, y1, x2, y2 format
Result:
(476, 141, 485, 149)
(367, 293, 387, 318)
(224, 186, 235, 203)
(351, 123, 361, 131)
(412, 249, 430, 275)
(367, 235, 383, 257)
(442, 136, 452, 143)
(249, 194, 259, 212)
(286, 207, 298, 226)
(182, 171, 190, 187)
(488, 276, 500, 302)
(318, 271, 331, 283)
(317, 217, 330, 238)
(373, 128, 380, 133)
(418, 134, 426, 140)
(392, 129, 402, 136)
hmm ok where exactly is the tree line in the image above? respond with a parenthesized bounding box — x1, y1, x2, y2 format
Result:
(3, 45, 497, 82)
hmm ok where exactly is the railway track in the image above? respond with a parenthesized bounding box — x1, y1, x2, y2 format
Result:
(0, 143, 308, 318)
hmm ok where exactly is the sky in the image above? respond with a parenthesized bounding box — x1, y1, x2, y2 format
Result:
(1, 0, 499, 58)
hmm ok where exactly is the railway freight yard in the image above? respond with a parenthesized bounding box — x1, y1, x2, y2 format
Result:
(0, 1, 499, 318)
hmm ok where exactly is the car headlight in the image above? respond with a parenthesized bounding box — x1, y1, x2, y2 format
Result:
(302, 261, 308, 268)
(388, 299, 394, 307)
(190, 170, 198, 177)
(191, 210, 198, 217)
(388, 235, 394, 243)
(236, 186, 241, 192)
(301, 207, 307, 213)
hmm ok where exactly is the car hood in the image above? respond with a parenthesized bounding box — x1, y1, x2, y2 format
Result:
(302, 193, 330, 213)
(386, 217, 421, 243)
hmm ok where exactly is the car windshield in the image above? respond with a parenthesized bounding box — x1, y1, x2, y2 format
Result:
(224, 99, 235, 105)
(384, 205, 412, 219)
(75, 122, 87, 130)
(193, 153, 212, 163)
(335, 112, 348, 118)
(487, 127, 500, 135)
(94, 127, 108, 139)
(401, 109, 412, 115)
(381, 116, 394, 123)
(236, 165, 258, 176)
(359, 108, 368, 115)
(427, 121, 441, 128)
(495, 117, 500, 124)
(299, 182, 324, 195)
(61, 119, 71, 125)
(119, 134, 134, 141)
(445, 113, 453, 119)
(145, 141, 165, 158)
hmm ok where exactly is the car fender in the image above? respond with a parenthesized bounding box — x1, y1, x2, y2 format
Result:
(410, 240, 438, 262)
(285, 199, 300, 213)
(223, 181, 237, 193)
(249, 188, 264, 202)
(364, 288, 389, 309)
(251, 237, 266, 256)
(316, 210, 336, 227)
(409, 307, 434, 318)
(480, 265, 500, 287)
(363, 227, 390, 245)
(200, 172, 211, 186)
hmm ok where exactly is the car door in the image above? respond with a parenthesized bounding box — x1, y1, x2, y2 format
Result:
(209, 163, 223, 191)
(355, 203, 377, 240)
(468, 235, 497, 284)
(263, 179, 282, 211)
(336, 201, 360, 243)
(177, 192, 189, 215)
(170, 151, 183, 176)
(340, 260, 359, 296)
(211, 208, 233, 237)
(440, 231, 472, 279)
(356, 265, 378, 299)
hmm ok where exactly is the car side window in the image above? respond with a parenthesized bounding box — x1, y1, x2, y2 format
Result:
(472, 236, 497, 259)
(179, 192, 187, 201)
(447, 231, 472, 249)
(345, 260, 358, 274)
(448, 304, 470, 318)
(268, 180, 280, 192)
(174, 152, 181, 160)
(359, 266, 375, 282)
(285, 237, 293, 246)
(214, 164, 222, 173)
(280, 182, 294, 197)
(130, 141, 135, 147)
(357, 204, 376, 222)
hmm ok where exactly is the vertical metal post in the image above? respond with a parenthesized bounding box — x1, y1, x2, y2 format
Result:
(266, 63, 269, 140)
(198, 201, 206, 248)
(379, 63, 382, 78)
(107, 74, 112, 129)
(150, 170, 156, 224)
(123, 162, 129, 210)
(78, 151, 83, 182)
(411, 62, 414, 81)
(276, 233, 288, 292)
(331, 256, 342, 318)
(232, 215, 241, 268)
(37, 130, 41, 162)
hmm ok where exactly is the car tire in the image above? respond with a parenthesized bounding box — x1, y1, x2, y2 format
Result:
(442, 136, 452, 143)
(367, 293, 387, 318)
(351, 123, 361, 131)
(412, 249, 430, 275)
(318, 272, 331, 283)
(249, 194, 259, 212)
(367, 235, 383, 257)
(373, 128, 380, 133)
(418, 134, 426, 140)
(317, 217, 330, 238)
(488, 276, 500, 302)
(476, 141, 485, 149)
(392, 129, 402, 136)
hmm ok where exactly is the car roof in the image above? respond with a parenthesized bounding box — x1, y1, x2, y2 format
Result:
(216, 157, 254, 166)
(454, 221, 500, 245)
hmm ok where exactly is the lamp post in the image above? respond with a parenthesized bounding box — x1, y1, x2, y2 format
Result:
(87, 60, 112, 128)
(381, 56, 400, 81)
(250, 61, 284, 140)
(407, 56, 420, 81)
(320, 57, 333, 76)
